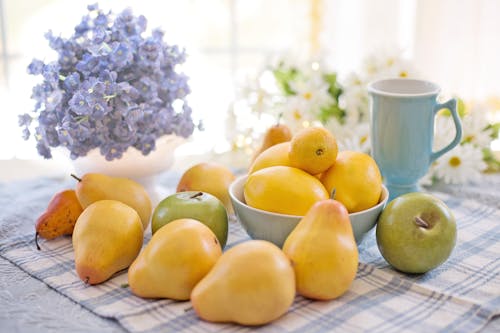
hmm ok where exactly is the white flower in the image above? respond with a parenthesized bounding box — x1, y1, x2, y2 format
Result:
(279, 98, 324, 133)
(433, 115, 457, 150)
(461, 103, 493, 147)
(433, 143, 487, 185)
(288, 74, 335, 116)
(325, 119, 370, 153)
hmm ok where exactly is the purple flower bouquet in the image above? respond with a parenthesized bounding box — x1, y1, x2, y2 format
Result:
(19, 3, 197, 161)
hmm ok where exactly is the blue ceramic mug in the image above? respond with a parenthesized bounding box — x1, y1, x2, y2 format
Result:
(368, 78, 462, 200)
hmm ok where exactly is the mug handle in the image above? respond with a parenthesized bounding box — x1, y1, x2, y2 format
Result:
(430, 98, 462, 163)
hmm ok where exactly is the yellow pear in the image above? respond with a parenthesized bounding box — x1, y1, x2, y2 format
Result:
(176, 162, 236, 214)
(248, 141, 292, 174)
(283, 199, 358, 300)
(72, 200, 143, 285)
(128, 218, 222, 300)
(72, 173, 152, 229)
(191, 240, 295, 326)
(251, 120, 292, 162)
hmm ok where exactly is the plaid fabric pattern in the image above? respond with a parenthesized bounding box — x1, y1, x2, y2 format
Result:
(0, 176, 499, 333)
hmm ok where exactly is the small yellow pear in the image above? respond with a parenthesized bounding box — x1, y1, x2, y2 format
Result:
(251, 120, 292, 162)
(191, 240, 295, 326)
(72, 200, 143, 285)
(72, 173, 152, 229)
(128, 218, 222, 300)
(176, 162, 236, 213)
(248, 141, 292, 174)
(283, 199, 358, 300)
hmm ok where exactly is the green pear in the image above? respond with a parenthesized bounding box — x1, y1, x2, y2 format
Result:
(73, 200, 143, 285)
(283, 199, 358, 300)
(72, 173, 152, 229)
(128, 218, 222, 300)
(191, 240, 295, 326)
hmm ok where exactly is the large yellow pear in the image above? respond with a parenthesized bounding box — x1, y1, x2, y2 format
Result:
(128, 218, 221, 300)
(283, 199, 358, 300)
(72, 200, 143, 285)
(320, 151, 382, 213)
(248, 141, 292, 174)
(191, 240, 295, 326)
(73, 173, 152, 229)
(244, 166, 329, 215)
(176, 162, 236, 213)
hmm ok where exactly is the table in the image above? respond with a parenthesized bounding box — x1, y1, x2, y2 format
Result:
(0, 158, 499, 333)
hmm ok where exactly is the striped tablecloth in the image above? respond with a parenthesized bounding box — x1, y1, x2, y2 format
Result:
(0, 174, 499, 333)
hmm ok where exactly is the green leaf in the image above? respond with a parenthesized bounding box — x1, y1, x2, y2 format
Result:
(485, 122, 500, 139)
(319, 104, 345, 124)
(482, 148, 500, 172)
(272, 64, 299, 96)
(322, 73, 343, 100)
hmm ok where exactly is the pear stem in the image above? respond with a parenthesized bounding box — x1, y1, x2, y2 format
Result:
(414, 216, 430, 229)
(35, 232, 41, 251)
(184, 306, 193, 312)
(70, 174, 82, 182)
(276, 113, 283, 126)
(190, 192, 204, 199)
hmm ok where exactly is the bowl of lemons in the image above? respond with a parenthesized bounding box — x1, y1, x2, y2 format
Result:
(229, 174, 389, 248)
(229, 126, 389, 248)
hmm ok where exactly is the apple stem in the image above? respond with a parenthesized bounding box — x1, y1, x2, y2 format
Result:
(190, 192, 203, 199)
(71, 174, 82, 182)
(414, 216, 430, 229)
(330, 188, 336, 200)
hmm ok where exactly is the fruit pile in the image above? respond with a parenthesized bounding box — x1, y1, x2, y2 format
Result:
(247, 126, 383, 215)
(34, 124, 457, 327)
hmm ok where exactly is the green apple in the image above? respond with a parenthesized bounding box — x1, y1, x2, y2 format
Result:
(376, 192, 457, 274)
(152, 191, 228, 248)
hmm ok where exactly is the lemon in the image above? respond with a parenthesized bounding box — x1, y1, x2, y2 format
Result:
(244, 166, 329, 216)
(248, 142, 292, 174)
(320, 151, 382, 213)
(289, 127, 338, 175)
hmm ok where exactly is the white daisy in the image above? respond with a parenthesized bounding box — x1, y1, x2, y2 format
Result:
(433, 143, 487, 185)
(280, 96, 319, 133)
(433, 115, 457, 150)
(461, 103, 494, 148)
(325, 119, 370, 153)
(288, 74, 335, 116)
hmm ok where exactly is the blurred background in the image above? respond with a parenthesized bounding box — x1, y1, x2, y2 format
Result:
(1, 0, 499, 167)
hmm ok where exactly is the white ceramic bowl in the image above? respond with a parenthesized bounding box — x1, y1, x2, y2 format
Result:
(229, 175, 389, 247)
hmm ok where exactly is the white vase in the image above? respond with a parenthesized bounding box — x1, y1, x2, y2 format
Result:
(71, 134, 185, 204)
